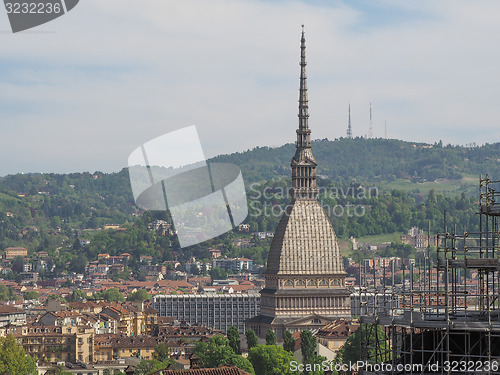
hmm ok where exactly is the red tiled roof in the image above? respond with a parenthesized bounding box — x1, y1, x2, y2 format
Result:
(0, 304, 23, 314)
(316, 319, 360, 339)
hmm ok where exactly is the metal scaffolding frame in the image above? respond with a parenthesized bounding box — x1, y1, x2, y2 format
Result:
(360, 176, 500, 374)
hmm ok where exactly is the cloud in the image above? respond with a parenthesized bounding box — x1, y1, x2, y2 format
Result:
(0, 0, 499, 175)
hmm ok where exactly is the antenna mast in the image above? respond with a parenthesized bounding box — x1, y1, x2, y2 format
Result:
(369, 102, 373, 138)
(347, 102, 352, 138)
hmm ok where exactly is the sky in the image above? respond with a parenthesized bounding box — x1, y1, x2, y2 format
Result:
(1, 0, 500, 176)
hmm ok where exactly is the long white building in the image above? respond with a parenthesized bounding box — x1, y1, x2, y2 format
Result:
(152, 292, 260, 333)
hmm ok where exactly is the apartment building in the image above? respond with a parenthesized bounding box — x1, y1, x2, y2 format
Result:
(153, 292, 260, 333)
(4, 247, 28, 260)
(17, 325, 94, 364)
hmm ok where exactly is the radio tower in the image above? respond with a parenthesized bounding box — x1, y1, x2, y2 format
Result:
(369, 102, 373, 138)
(347, 102, 352, 138)
(385, 120, 387, 139)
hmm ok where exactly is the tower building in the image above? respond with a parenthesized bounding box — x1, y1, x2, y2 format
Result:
(247, 26, 350, 338)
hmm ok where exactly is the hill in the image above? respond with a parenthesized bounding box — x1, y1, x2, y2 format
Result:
(0, 137, 495, 274)
(212, 137, 500, 193)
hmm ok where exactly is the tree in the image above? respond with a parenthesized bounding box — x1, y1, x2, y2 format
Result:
(46, 294, 66, 303)
(245, 329, 258, 350)
(127, 289, 150, 302)
(0, 334, 37, 375)
(69, 289, 88, 302)
(227, 326, 241, 354)
(23, 291, 39, 300)
(300, 330, 316, 365)
(110, 269, 131, 282)
(0, 285, 16, 301)
(72, 238, 82, 251)
(152, 343, 170, 362)
(283, 330, 295, 353)
(70, 253, 87, 274)
(265, 329, 276, 346)
(225, 355, 255, 375)
(338, 324, 361, 366)
(339, 323, 389, 364)
(248, 345, 299, 375)
(136, 345, 174, 375)
(194, 335, 254, 374)
(93, 287, 125, 302)
(304, 355, 328, 375)
(136, 269, 147, 281)
(194, 335, 234, 368)
(134, 359, 167, 375)
(11, 256, 24, 274)
(209, 267, 228, 281)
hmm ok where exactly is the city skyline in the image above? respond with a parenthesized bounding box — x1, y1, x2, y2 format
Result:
(1, 0, 500, 176)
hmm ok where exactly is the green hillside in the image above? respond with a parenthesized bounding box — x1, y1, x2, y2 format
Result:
(212, 138, 500, 191)
(0, 137, 496, 274)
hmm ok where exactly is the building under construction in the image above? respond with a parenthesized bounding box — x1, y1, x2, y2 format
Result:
(360, 176, 500, 374)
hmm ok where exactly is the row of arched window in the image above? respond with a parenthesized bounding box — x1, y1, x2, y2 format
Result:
(276, 296, 348, 310)
(281, 278, 343, 288)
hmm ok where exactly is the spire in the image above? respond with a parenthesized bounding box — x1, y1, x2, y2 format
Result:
(291, 25, 318, 200)
(298, 24, 309, 132)
(347, 101, 352, 138)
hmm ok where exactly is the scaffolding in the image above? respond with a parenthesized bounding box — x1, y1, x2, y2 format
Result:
(360, 176, 500, 374)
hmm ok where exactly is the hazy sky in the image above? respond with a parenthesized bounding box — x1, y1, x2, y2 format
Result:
(1, 0, 499, 176)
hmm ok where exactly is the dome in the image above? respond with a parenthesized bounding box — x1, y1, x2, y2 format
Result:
(266, 199, 345, 275)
